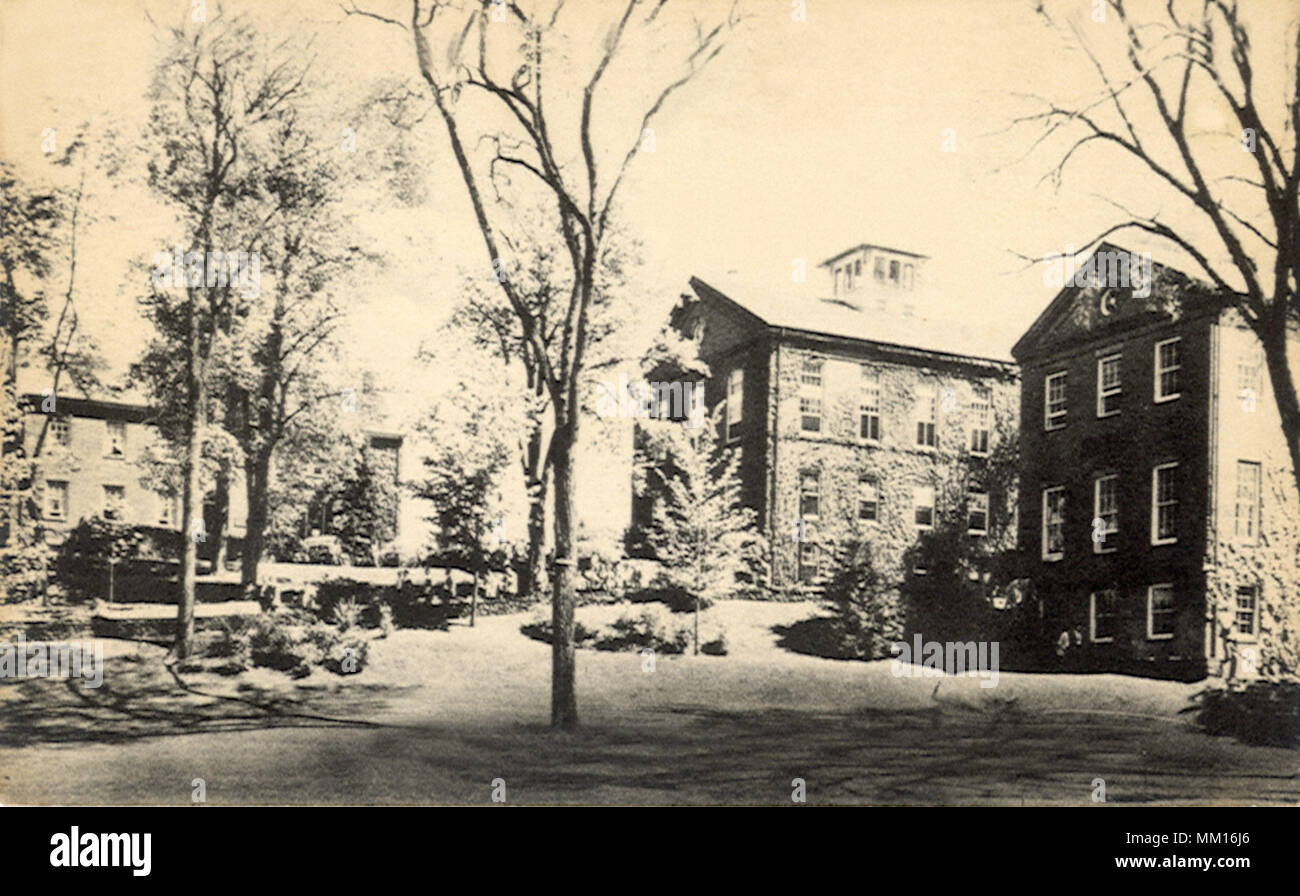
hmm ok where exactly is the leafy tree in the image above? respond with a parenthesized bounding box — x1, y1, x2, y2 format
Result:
(347, 0, 739, 728)
(328, 443, 401, 566)
(640, 407, 766, 654)
(140, 11, 318, 656)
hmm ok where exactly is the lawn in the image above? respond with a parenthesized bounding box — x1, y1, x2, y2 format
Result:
(1, 600, 1296, 805)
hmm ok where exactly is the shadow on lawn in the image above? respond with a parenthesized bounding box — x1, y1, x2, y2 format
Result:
(0, 653, 410, 748)
(379, 703, 1300, 805)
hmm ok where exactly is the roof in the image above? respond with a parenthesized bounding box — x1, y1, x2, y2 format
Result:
(689, 274, 1016, 366)
(1010, 241, 1225, 361)
(819, 243, 930, 268)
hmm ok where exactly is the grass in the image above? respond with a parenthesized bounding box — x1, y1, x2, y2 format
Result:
(1, 600, 1296, 805)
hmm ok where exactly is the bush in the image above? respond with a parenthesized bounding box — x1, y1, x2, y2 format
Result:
(232, 610, 371, 678)
(822, 544, 904, 660)
(53, 517, 183, 602)
(1195, 680, 1300, 748)
(521, 605, 696, 655)
(593, 608, 692, 654)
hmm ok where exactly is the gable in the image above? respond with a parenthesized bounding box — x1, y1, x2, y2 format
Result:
(1012, 243, 1223, 360)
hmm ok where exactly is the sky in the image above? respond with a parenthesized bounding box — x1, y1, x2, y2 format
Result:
(1, 0, 1293, 429)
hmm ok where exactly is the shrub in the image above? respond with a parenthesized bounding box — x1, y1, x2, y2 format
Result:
(1195, 680, 1300, 748)
(822, 543, 905, 660)
(236, 610, 370, 678)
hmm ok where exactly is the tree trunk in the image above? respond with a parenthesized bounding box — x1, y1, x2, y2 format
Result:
(211, 466, 230, 571)
(1261, 323, 1300, 501)
(175, 324, 204, 659)
(520, 473, 548, 601)
(240, 450, 271, 599)
(550, 421, 579, 729)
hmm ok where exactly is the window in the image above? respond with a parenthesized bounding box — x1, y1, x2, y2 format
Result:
(800, 358, 823, 433)
(874, 257, 887, 281)
(103, 485, 125, 521)
(105, 420, 126, 457)
(50, 417, 71, 447)
(799, 472, 820, 519)
(1235, 585, 1258, 638)
(889, 260, 900, 283)
(45, 480, 68, 520)
(969, 391, 990, 455)
(1093, 474, 1118, 553)
(798, 540, 822, 584)
(1147, 584, 1175, 639)
(902, 264, 914, 289)
(915, 389, 937, 449)
(800, 357, 823, 389)
(1234, 460, 1260, 543)
(1097, 353, 1121, 417)
(799, 397, 822, 433)
(156, 491, 177, 528)
(859, 367, 881, 441)
(726, 368, 744, 441)
(1044, 371, 1067, 430)
(858, 477, 879, 523)
(967, 491, 988, 535)
(1238, 348, 1261, 404)
(1041, 486, 1065, 560)
(1151, 463, 1178, 544)
(913, 485, 934, 530)
(1090, 590, 1120, 643)
(854, 259, 862, 278)
(1154, 337, 1181, 401)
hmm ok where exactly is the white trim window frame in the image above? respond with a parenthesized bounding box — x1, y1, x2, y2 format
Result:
(45, 479, 69, 521)
(969, 390, 991, 456)
(915, 388, 937, 449)
(726, 367, 744, 442)
(967, 490, 989, 536)
(1096, 352, 1122, 417)
(104, 420, 127, 458)
(1147, 583, 1176, 640)
(1044, 371, 1067, 430)
(913, 484, 935, 531)
(1093, 474, 1118, 554)
(1041, 486, 1065, 561)
(1151, 462, 1179, 545)
(1234, 459, 1260, 544)
(1090, 589, 1120, 644)
(1234, 585, 1259, 640)
(858, 476, 879, 524)
(859, 366, 881, 443)
(1153, 337, 1181, 403)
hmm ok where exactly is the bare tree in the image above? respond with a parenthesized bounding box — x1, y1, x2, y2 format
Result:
(1013, 0, 1300, 496)
(347, 0, 738, 727)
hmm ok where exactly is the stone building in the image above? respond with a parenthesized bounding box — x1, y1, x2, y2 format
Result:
(665, 243, 1020, 589)
(1012, 243, 1300, 679)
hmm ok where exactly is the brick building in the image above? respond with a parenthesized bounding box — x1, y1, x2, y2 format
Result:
(1012, 243, 1300, 679)
(18, 392, 402, 562)
(18, 393, 207, 542)
(665, 243, 1019, 589)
